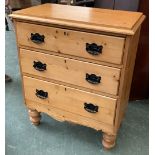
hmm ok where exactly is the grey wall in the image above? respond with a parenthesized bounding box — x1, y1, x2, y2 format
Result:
(94, 0, 140, 11)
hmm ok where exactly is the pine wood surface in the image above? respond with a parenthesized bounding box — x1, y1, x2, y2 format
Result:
(20, 49, 121, 95)
(10, 4, 145, 149)
(23, 76, 117, 125)
(26, 100, 114, 134)
(19, 46, 123, 69)
(28, 109, 41, 126)
(114, 28, 141, 132)
(16, 22, 125, 65)
(10, 3, 145, 35)
(102, 133, 116, 149)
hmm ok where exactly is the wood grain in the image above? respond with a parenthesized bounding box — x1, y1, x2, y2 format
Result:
(23, 76, 117, 125)
(22, 72, 119, 99)
(10, 3, 144, 35)
(130, 0, 149, 100)
(102, 133, 116, 149)
(10, 4, 145, 149)
(26, 100, 115, 134)
(28, 109, 41, 126)
(20, 49, 121, 95)
(16, 22, 125, 65)
(114, 28, 141, 132)
(19, 45, 123, 69)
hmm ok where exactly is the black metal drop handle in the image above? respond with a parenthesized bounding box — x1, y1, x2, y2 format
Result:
(33, 61, 46, 71)
(86, 73, 101, 84)
(84, 103, 98, 113)
(86, 43, 103, 55)
(30, 33, 45, 44)
(35, 89, 48, 99)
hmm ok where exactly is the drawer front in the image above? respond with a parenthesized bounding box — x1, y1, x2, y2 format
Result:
(23, 76, 117, 125)
(26, 100, 114, 133)
(16, 22, 125, 64)
(20, 49, 121, 95)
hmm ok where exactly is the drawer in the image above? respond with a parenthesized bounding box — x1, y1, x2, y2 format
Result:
(16, 22, 125, 64)
(23, 76, 117, 125)
(20, 49, 121, 95)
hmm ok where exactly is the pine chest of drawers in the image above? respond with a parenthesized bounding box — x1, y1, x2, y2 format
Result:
(10, 4, 145, 149)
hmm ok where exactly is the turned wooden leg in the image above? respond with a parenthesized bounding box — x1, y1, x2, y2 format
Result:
(102, 133, 116, 150)
(28, 109, 41, 126)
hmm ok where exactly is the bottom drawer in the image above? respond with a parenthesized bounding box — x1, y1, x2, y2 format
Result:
(23, 76, 117, 125)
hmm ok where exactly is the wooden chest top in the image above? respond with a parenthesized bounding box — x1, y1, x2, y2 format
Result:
(10, 3, 145, 35)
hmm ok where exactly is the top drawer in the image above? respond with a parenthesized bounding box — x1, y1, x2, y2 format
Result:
(16, 22, 125, 65)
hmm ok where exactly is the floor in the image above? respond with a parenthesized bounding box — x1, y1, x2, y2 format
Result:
(5, 25, 149, 155)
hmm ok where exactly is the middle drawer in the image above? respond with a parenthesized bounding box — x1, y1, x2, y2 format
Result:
(20, 49, 121, 95)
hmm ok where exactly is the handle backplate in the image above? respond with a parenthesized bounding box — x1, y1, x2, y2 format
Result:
(30, 33, 45, 44)
(84, 103, 98, 113)
(86, 43, 103, 55)
(86, 73, 101, 84)
(33, 61, 46, 71)
(35, 89, 48, 99)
